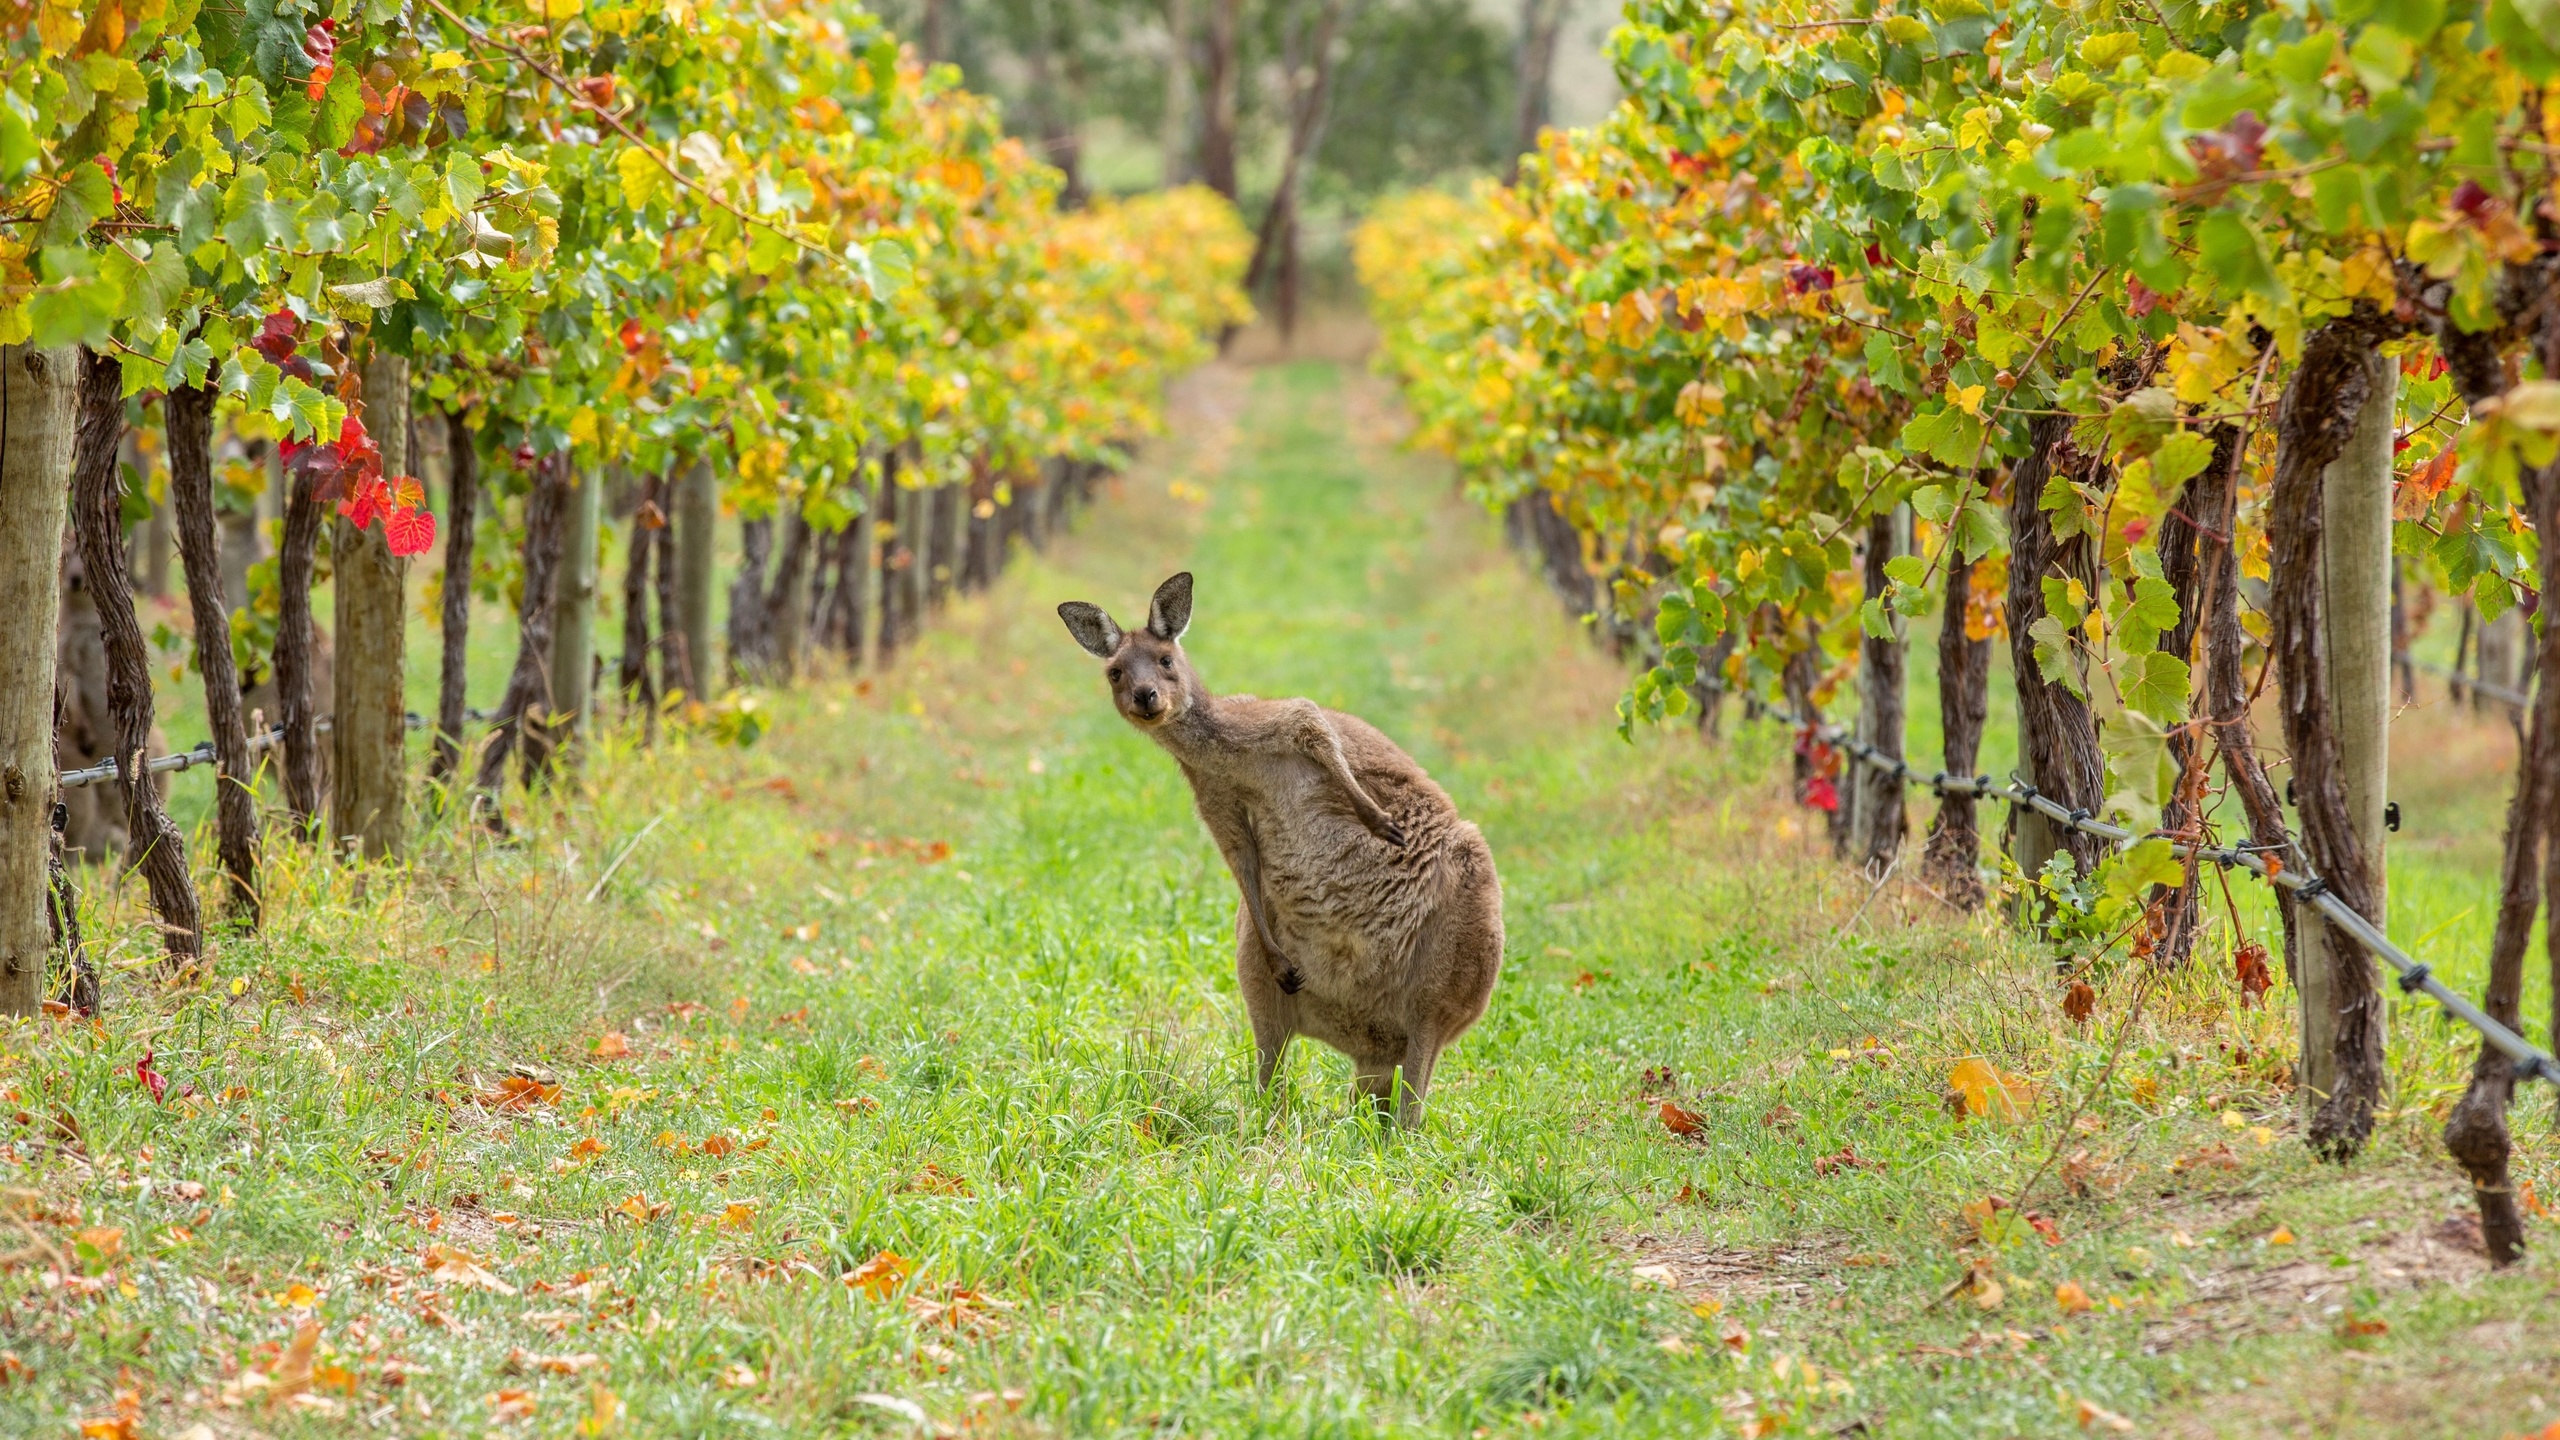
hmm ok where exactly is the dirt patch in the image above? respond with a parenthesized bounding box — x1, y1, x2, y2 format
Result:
(2132, 1207, 2494, 1354)
(1612, 1227, 1859, 1306)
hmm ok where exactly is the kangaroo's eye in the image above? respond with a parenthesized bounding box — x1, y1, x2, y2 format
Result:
(1106, 668, 1122, 684)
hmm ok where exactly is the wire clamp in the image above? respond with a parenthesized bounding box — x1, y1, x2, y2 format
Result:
(2395, 963, 2432, 995)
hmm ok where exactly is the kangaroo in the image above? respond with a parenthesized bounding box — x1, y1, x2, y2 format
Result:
(1058, 572, 1503, 1126)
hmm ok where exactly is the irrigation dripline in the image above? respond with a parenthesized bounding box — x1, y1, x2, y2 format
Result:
(1789, 711, 2560, 1088)
(56, 710, 493, 791)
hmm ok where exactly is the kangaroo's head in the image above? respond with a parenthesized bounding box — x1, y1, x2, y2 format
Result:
(1058, 573, 1198, 729)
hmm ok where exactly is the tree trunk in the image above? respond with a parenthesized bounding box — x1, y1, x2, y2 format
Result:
(830, 483, 876, 666)
(140, 487, 171, 598)
(620, 470, 662, 732)
(728, 514, 773, 687)
(907, 478, 934, 630)
(768, 506, 815, 682)
(431, 408, 479, 786)
(929, 484, 962, 611)
(1923, 554, 1991, 910)
(878, 466, 909, 665)
(1854, 508, 1908, 876)
(2147, 432, 2235, 971)
(1160, 0, 1196, 185)
(541, 462, 601, 773)
(2452, 600, 2476, 706)
(920, 0, 948, 62)
(0, 345, 78, 1016)
(2444, 459, 2559, 1266)
(476, 458, 570, 801)
(674, 456, 717, 699)
(70, 349, 200, 964)
(164, 380, 260, 924)
(1240, 0, 1349, 309)
(332, 351, 410, 861)
(1197, 0, 1241, 200)
(2268, 320, 2398, 1160)
(1510, 0, 1567, 179)
(275, 455, 327, 838)
(2197, 416, 2301, 991)
(2003, 415, 2106, 882)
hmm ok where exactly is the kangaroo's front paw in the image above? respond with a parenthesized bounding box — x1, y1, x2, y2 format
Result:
(1277, 966, 1305, 994)
(1367, 814, 1408, 847)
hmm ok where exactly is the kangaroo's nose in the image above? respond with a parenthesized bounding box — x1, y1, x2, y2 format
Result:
(1134, 686, 1161, 711)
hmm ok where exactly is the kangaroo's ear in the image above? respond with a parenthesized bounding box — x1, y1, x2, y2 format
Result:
(1057, 602, 1123, 659)
(1147, 572, 1194, 641)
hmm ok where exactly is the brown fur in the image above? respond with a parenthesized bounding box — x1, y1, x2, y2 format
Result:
(1060, 573, 1503, 1125)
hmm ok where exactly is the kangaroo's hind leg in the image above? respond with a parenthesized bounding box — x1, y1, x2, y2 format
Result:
(1234, 909, 1295, 1092)
(1392, 1039, 1442, 1129)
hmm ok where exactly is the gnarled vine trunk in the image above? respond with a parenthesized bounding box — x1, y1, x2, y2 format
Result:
(70, 349, 200, 964)
(165, 380, 260, 924)
(1922, 546, 1991, 910)
(2003, 414, 2106, 886)
(476, 457, 570, 805)
(1853, 507, 1908, 876)
(431, 408, 479, 787)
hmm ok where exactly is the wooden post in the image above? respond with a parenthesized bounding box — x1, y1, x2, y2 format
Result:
(2297, 352, 2396, 1118)
(332, 350, 410, 861)
(769, 507, 814, 682)
(548, 462, 601, 753)
(0, 345, 79, 1015)
(674, 456, 717, 699)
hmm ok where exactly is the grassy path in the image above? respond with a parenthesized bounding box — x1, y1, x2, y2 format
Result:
(12, 363, 2560, 1438)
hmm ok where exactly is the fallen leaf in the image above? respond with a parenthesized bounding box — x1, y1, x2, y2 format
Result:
(718, 1362, 760, 1388)
(720, 1202, 757, 1230)
(1656, 1334, 1693, 1355)
(576, 1382, 619, 1437)
(508, 1349, 604, 1376)
(487, 1387, 537, 1420)
(833, 1096, 880, 1115)
(1844, 1252, 1898, 1268)
(1948, 1057, 2036, 1122)
(2266, 1225, 2296, 1245)
(2340, 1314, 2389, 1338)
(478, 1075, 562, 1110)
(280, 1282, 319, 1309)
(1758, 1104, 1799, 1130)
(2054, 1280, 2094, 1316)
(614, 1195, 671, 1224)
(2077, 1398, 2135, 1432)
(1813, 1145, 1878, 1177)
(273, 1320, 320, 1398)
(425, 1243, 518, 1294)
(846, 1250, 914, 1299)
(569, 1137, 608, 1159)
(590, 1034, 631, 1060)
(701, 1134, 735, 1157)
(1630, 1263, 1680, 1288)
(1657, 1101, 1704, 1136)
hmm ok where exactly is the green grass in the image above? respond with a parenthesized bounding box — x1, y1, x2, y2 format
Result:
(10, 361, 2560, 1439)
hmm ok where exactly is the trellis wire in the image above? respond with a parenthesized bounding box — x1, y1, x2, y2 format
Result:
(1791, 711, 2560, 1087)
(56, 710, 490, 791)
(2404, 653, 2535, 712)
